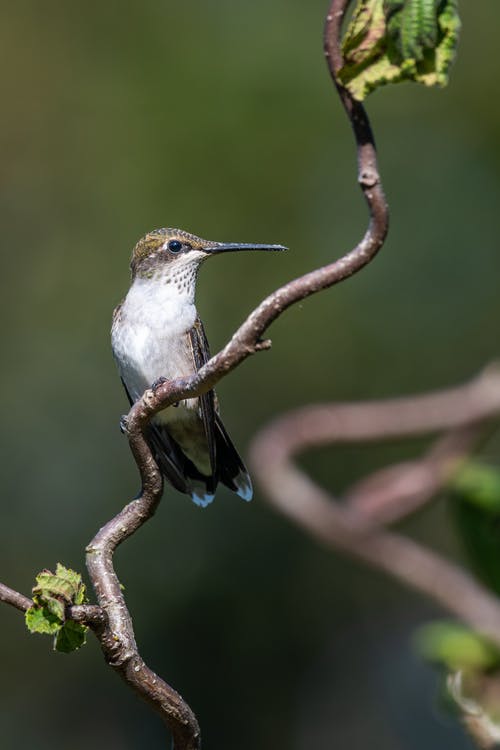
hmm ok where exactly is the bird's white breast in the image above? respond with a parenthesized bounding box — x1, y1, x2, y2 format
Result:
(111, 273, 198, 412)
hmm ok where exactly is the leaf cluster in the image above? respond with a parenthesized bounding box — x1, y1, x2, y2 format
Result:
(25, 563, 88, 653)
(339, 0, 461, 100)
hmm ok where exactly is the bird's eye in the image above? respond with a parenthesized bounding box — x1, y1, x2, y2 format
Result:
(167, 240, 183, 253)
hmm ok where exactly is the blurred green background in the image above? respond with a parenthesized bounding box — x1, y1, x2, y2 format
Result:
(0, 1, 498, 748)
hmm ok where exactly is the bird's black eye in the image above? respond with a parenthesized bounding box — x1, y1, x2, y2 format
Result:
(167, 240, 183, 253)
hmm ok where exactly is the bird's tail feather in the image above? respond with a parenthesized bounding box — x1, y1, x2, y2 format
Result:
(215, 416, 253, 502)
(146, 417, 252, 505)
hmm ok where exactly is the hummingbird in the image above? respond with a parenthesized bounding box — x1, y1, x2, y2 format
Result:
(111, 227, 286, 508)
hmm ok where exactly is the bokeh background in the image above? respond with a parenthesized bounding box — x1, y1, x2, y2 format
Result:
(0, 2, 498, 748)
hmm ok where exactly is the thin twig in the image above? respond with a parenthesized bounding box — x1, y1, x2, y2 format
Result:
(249, 368, 500, 645)
(0, 583, 32, 613)
(0, 581, 105, 626)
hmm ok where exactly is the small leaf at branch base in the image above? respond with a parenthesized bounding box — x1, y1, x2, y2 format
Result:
(25, 605, 62, 636)
(25, 563, 89, 653)
(338, 0, 461, 100)
(55, 620, 87, 653)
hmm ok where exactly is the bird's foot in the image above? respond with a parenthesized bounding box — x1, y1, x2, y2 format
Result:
(151, 376, 179, 406)
(119, 415, 129, 434)
(151, 376, 169, 392)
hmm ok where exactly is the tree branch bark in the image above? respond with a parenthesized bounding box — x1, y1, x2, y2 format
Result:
(0, 583, 32, 613)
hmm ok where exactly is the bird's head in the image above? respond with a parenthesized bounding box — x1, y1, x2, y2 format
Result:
(130, 227, 286, 282)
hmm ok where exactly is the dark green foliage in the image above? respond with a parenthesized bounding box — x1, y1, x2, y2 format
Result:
(449, 463, 500, 597)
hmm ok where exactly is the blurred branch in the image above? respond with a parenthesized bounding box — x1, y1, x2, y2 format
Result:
(346, 426, 483, 525)
(449, 672, 500, 750)
(279, 365, 500, 525)
(249, 367, 500, 645)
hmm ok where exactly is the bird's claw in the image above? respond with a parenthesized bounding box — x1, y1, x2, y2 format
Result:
(151, 376, 168, 392)
(151, 376, 179, 406)
(119, 415, 129, 434)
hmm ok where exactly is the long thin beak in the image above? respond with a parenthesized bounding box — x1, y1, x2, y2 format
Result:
(203, 242, 287, 254)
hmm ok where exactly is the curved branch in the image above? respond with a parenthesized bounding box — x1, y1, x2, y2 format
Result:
(345, 426, 484, 525)
(252, 366, 500, 455)
(249, 368, 500, 645)
(255, 365, 500, 527)
(81, 1, 387, 747)
(124, 0, 388, 434)
(85, 446, 201, 750)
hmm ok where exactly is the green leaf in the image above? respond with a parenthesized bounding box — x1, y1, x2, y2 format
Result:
(55, 620, 87, 653)
(32, 563, 87, 606)
(449, 463, 500, 596)
(25, 563, 88, 652)
(415, 621, 500, 672)
(338, 0, 461, 100)
(386, 0, 439, 60)
(451, 462, 500, 514)
(25, 604, 62, 635)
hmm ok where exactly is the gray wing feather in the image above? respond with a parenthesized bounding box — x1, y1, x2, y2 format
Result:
(188, 317, 217, 482)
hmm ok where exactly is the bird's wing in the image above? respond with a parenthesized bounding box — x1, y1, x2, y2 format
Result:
(188, 318, 252, 501)
(188, 316, 217, 481)
(214, 413, 253, 501)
